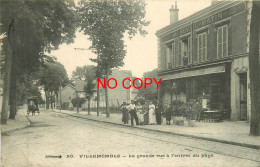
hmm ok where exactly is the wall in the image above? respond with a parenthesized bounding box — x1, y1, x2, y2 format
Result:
(97, 70, 132, 107)
(60, 86, 76, 104)
(158, 2, 248, 71)
(230, 56, 249, 121)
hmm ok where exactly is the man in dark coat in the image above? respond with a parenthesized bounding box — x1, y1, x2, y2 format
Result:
(129, 100, 139, 126)
(155, 101, 162, 125)
(165, 103, 172, 125)
(121, 102, 128, 124)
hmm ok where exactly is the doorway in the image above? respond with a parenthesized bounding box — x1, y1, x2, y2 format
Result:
(239, 73, 247, 120)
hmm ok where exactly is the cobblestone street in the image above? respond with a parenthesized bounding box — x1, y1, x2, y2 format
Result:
(2, 110, 260, 167)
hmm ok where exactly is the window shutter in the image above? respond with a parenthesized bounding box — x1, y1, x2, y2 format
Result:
(227, 26, 231, 56)
(188, 37, 192, 64)
(193, 32, 198, 64)
(179, 41, 182, 66)
(172, 43, 175, 67)
(161, 45, 166, 69)
(217, 28, 222, 58)
(223, 26, 227, 57)
(205, 33, 208, 61)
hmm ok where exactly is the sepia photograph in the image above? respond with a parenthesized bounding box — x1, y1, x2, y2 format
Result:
(0, 0, 260, 166)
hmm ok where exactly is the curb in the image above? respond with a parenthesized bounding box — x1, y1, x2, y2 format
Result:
(1, 115, 31, 136)
(53, 110, 260, 150)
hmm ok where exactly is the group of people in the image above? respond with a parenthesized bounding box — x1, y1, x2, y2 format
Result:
(120, 100, 162, 126)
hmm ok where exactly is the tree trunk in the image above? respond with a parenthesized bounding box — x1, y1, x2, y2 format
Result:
(9, 71, 17, 119)
(1, 19, 14, 124)
(53, 92, 56, 109)
(105, 73, 110, 118)
(170, 91, 173, 104)
(88, 98, 91, 115)
(97, 89, 100, 116)
(76, 93, 79, 113)
(1, 49, 12, 124)
(249, 1, 260, 136)
(45, 90, 50, 109)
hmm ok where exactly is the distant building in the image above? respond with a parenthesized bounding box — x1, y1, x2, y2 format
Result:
(57, 84, 76, 108)
(58, 69, 137, 109)
(75, 80, 85, 98)
(99, 69, 138, 107)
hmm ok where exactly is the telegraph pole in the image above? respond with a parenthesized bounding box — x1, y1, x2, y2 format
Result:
(74, 48, 100, 116)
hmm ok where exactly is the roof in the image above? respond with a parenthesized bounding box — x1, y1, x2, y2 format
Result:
(75, 80, 85, 92)
(156, 1, 243, 37)
(61, 84, 75, 91)
(111, 69, 132, 78)
(119, 70, 132, 77)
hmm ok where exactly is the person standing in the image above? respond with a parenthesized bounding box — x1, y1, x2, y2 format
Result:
(149, 101, 156, 124)
(129, 100, 139, 126)
(121, 102, 128, 124)
(142, 100, 149, 125)
(155, 101, 162, 125)
(135, 101, 144, 125)
(165, 103, 172, 125)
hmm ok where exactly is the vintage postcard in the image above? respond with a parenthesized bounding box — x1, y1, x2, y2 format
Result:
(1, 0, 260, 167)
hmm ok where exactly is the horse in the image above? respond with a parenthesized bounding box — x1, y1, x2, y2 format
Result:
(27, 101, 37, 116)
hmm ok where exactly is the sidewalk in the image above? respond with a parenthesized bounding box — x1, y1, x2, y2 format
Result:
(53, 109, 260, 149)
(0, 108, 30, 135)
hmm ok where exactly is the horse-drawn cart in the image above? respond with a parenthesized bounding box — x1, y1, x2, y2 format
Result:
(27, 96, 40, 116)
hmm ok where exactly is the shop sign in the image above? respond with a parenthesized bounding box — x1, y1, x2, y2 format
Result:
(162, 65, 225, 80)
(162, 2, 245, 42)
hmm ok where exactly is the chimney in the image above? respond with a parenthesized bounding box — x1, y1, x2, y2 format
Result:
(169, 1, 179, 24)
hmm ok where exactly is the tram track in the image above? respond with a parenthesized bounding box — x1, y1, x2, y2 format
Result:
(48, 111, 260, 163)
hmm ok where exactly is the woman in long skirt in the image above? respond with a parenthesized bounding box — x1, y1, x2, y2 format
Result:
(149, 101, 156, 124)
(142, 101, 149, 125)
(135, 102, 143, 125)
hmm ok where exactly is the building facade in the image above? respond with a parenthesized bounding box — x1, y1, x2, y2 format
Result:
(99, 69, 138, 107)
(156, 1, 254, 121)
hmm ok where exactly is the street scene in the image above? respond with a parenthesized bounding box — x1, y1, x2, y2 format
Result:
(1, 109, 260, 167)
(1, 0, 260, 167)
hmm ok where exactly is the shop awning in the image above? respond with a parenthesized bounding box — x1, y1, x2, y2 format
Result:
(161, 65, 225, 80)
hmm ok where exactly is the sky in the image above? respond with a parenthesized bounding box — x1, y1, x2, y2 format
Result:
(50, 0, 211, 78)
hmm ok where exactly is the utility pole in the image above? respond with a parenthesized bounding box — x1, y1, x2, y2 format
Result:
(74, 47, 100, 116)
(249, 1, 260, 136)
(59, 84, 62, 111)
(1, 19, 14, 125)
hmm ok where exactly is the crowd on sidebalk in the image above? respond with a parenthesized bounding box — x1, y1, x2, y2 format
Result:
(120, 100, 162, 126)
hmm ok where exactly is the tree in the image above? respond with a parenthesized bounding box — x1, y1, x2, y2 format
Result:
(0, 0, 77, 123)
(72, 65, 96, 81)
(38, 61, 69, 110)
(78, 0, 149, 117)
(84, 77, 96, 115)
(16, 75, 44, 107)
(249, 1, 260, 136)
(72, 65, 96, 115)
